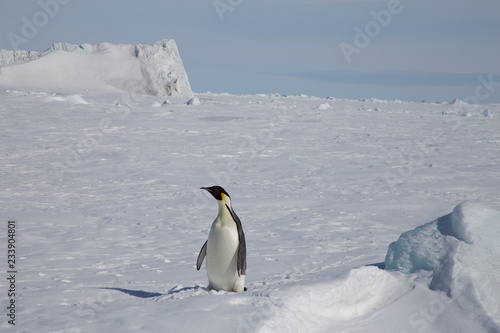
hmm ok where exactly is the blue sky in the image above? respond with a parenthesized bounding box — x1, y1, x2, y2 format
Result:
(1, 0, 499, 103)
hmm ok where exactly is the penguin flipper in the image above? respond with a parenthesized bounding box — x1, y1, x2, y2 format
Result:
(196, 240, 207, 270)
(225, 204, 247, 276)
(237, 233, 247, 276)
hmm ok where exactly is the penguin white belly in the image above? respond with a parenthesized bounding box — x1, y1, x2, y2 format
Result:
(206, 219, 244, 291)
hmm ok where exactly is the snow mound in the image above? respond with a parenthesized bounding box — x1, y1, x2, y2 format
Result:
(450, 98, 468, 105)
(258, 266, 414, 332)
(483, 109, 492, 117)
(186, 96, 201, 105)
(450, 201, 500, 244)
(45, 94, 89, 105)
(0, 40, 193, 97)
(317, 102, 330, 110)
(385, 201, 500, 329)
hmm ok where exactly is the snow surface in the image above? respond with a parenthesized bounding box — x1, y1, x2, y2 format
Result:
(1, 63, 500, 332)
(0, 40, 193, 98)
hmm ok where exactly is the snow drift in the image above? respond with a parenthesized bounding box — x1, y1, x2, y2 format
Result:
(385, 201, 500, 330)
(258, 202, 500, 332)
(257, 266, 416, 332)
(0, 40, 193, 97)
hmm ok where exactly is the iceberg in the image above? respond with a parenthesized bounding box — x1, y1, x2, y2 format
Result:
(0, 40, 193, 97)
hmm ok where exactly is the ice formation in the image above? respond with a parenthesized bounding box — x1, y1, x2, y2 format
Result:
(385, 201, 500, 329)
(0, 40, 193, 97)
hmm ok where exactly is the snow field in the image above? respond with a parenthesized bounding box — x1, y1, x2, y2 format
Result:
(0, 89, 499, 332)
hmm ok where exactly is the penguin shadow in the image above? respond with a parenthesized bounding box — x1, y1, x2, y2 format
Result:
(103, 285, 208, 299)
(103, 287, 164, 298)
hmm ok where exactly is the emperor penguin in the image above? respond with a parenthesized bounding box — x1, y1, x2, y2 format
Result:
(196, 186, 247, 292)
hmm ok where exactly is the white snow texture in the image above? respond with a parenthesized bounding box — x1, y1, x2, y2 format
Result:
(1, 40, 500, 333)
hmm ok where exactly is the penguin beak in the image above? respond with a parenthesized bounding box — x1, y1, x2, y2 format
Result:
(200, 187, 212, 193)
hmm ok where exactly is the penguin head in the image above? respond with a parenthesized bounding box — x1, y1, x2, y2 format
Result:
(200, 186, 230, 201)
